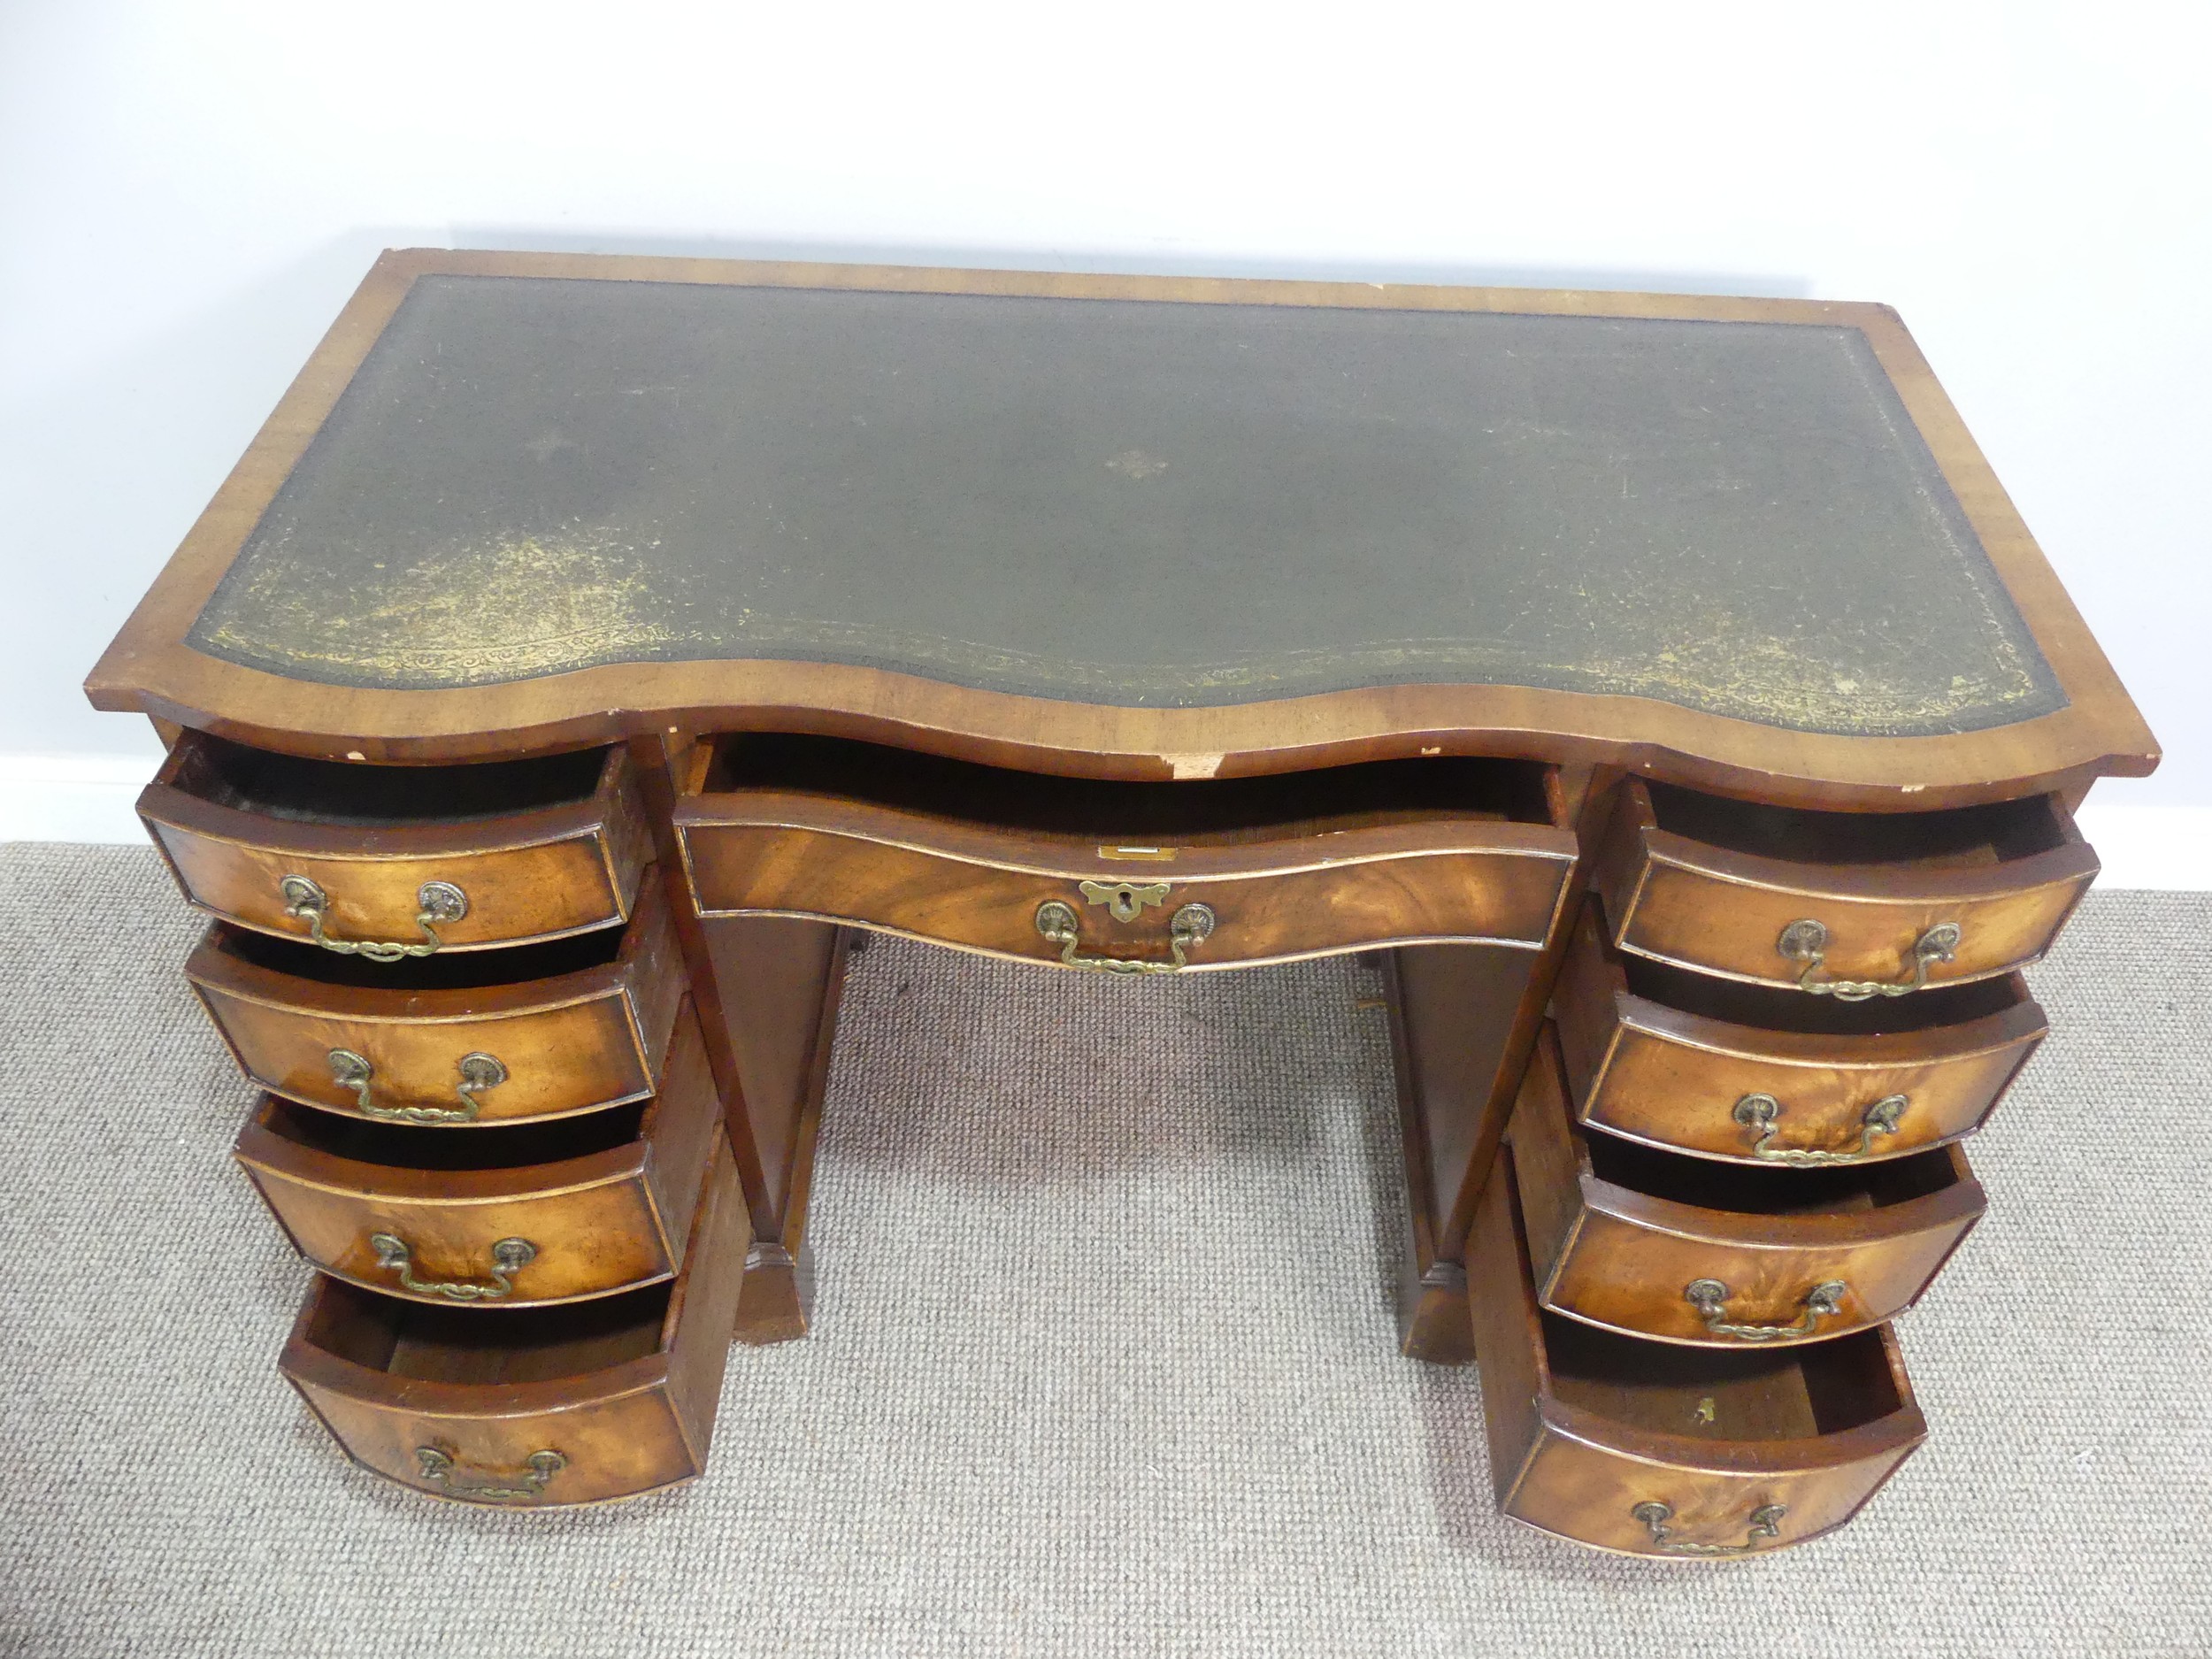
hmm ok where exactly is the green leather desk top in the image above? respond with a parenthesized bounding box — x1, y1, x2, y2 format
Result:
(183, 272, 2056, 738)
(89, 252, 2154, 798)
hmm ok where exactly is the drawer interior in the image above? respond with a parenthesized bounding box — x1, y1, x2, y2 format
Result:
(170, 733, 610, 826)
(1582, 1133, 1961, 1217)
(208, 917, 628, 990)
(1643, 780, 2068, 870)
(1544, 1314, 1902, 1440)
(258, 1098, 644, 1170)
(1614, 940, 2026, 1037)
(700, 733, 1556, 839)
(303, 1276, 668, 1381)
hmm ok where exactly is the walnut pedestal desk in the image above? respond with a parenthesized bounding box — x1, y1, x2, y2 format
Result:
(87, 251, 2156, 1551)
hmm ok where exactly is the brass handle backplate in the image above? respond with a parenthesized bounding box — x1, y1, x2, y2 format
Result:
(1685, 1278, 1847, 1342)
(326, 1048, 507, 1125)
(1632, 1501, 1786, 1555)
(1778, 918, 1959, 1000)
(415, 1446, 565, 1502)
(370, 1233, 536, 1302)
(1035, 895, 1215, 974)
(280, 874, 468, 960)
(1732, 1093, 1907, 1165)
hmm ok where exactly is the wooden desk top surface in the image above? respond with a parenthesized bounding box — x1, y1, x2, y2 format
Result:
(89, 250, 2155, 806)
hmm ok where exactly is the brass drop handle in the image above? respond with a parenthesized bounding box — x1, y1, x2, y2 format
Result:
(1685, 1278, 1847, 1342)
(1778, 918, 1959, 1000)
(280, 873, 468, 960)
(371, 1233, 536, 1302)
(415, 1446, 566, 1502)
(1035, 898, 1216, 974)
(326, 1048, 507, 1125)
(1632, 1501, 1786, 1555)
(1732, 1093, 1907, 1165)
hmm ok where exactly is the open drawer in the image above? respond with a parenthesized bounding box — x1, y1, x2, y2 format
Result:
(1588, 779, 2097, 993)
(188, 869, 686, 1127)
(139, 732, 652, 953)
(1470, 1142, 1927, 1556)
(281, 1134, 745, 1508)
(1552, 906, 2047, 1165)
(1509, 1025, 1983, 1347)
(237, 1004, 720, 1308)
(676, 734, 1578, 970)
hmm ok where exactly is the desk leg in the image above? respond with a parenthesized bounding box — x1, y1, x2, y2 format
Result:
(700, 915, 851, 1345)
(1385, 942, 1539, 1363)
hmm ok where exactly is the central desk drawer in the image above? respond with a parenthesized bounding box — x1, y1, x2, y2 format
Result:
(676, 736, 1577, 968)
(236, 1004, 720, 1308)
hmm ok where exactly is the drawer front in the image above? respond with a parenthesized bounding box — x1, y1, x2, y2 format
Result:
(1591, 782, 2097, 991)
(237, 1012, 720, 1307)
(149, 832, 636, 954)
(185, 884, 686, 1126)
(1554, 916, 2047, 1164)
(1532, 1193, 1982, 1348)
(244, 1158, 675, 1307)
(1511, 1027, 1985, 1346)
(1571, 1010, 2042, 1166)
(295, 1370, 702, 1509)
(1506, 1423, 1922, 1558)
(1469, 1142, 1928, 1558)
(680, 814, 1575, 966)
(196, 978, 658, 1127)
(140, 744, 651, 952)
(281, 1139, 745, 1509)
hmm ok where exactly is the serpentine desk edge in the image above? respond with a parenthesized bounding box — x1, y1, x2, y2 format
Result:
(87, 250, 2159, 811)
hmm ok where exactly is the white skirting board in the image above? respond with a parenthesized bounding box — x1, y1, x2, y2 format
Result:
(3, 755, 165, 846)
(2, 752, 2204, 889)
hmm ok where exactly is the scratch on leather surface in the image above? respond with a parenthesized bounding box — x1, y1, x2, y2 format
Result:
(199, 528, 679, 684)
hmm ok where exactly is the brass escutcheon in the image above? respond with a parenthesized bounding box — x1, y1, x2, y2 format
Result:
(415, 1446, 565, 1502)
(280, 873, 468, 961)
(327, 1048, 507, 1125)
(1078, 879, 1171, 923)
(371, 1233, 536, 1301)
(1778, 918, 1960, 1000)
(1685, 1277, 1847, 1342)
(1732, 1092, 1908, 1165)
(1632, 1501, 1786, 1555)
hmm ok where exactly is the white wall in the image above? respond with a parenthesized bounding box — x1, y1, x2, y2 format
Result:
(3, 3, 2206, 858)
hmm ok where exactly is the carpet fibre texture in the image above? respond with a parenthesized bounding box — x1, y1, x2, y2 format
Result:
(1, 843, 2207, 1657)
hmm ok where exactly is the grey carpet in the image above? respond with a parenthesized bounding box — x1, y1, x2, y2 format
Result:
(0, 842, 2206, 1658)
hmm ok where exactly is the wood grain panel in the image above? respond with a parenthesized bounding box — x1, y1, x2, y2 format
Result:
(140, 735, 649, 949)
(1469, 1143, 1926, 1556)
(1591, 780, 2097, 990)
(1510, 1027, 1984, 1347)
(282, 1137, 745, 1508)
(187, 873, 685, 1125)
(680, 801, 1575, 967)
(1385, 942, 1538, 1361)
(238, 1009, 718, 1307)
(1552, 910, 2047, 1164)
